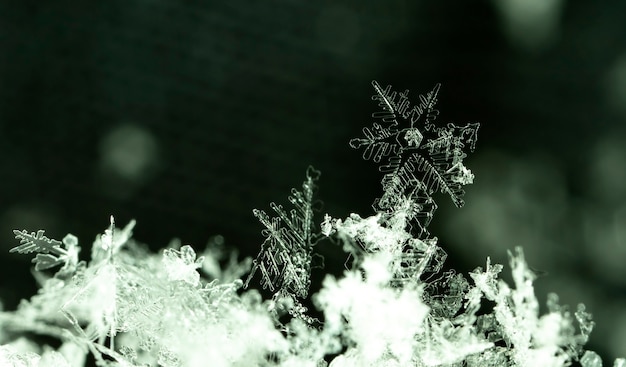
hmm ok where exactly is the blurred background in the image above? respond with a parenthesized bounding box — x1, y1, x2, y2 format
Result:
(0, 0, 625, 362)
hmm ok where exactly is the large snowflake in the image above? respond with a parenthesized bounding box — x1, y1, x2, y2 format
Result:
(350, 81, 479, 239)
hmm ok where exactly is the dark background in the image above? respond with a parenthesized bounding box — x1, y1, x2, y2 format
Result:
(1, 0, 625, 362)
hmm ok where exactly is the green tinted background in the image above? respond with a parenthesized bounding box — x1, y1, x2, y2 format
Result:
(0, 0, 625, 362)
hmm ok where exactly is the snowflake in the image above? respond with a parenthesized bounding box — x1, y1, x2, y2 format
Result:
(350, 80, 479, 238)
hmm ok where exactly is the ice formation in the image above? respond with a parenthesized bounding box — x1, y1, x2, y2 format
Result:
(1, 81, 623, 367)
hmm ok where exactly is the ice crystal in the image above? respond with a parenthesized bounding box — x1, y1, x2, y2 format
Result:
(315, 253, 429, 365)
(581, 351, 603, 367)
(11, 229, 79, 272)
(0, 344, 72, 367)
(2, 80, 622, 367)
(350, 80, 479, 238)
(244, 166, 322, 323)
(3, 218, 287, 367)
(162, 245, 204, 286)
(335, 81, 479, 292)
(467, 248, 595, 367)
(325, 212, 445, 287)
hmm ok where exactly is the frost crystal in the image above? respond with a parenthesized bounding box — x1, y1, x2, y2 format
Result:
(245, 165, 322, 320)
(2, 80, 621, 367)
(350, 80, 479, 238)
(11, 229, 79, 272)
(163, 245, 204, 286)
(337, 81, 480, 287)
(581, 350, 603, 367)
(4, 218, 285, 366)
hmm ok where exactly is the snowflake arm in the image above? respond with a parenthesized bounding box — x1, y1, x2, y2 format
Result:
(245, 166, 322, 301)
(11, 230, 79, 272)
(11, 229, 63, 256)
